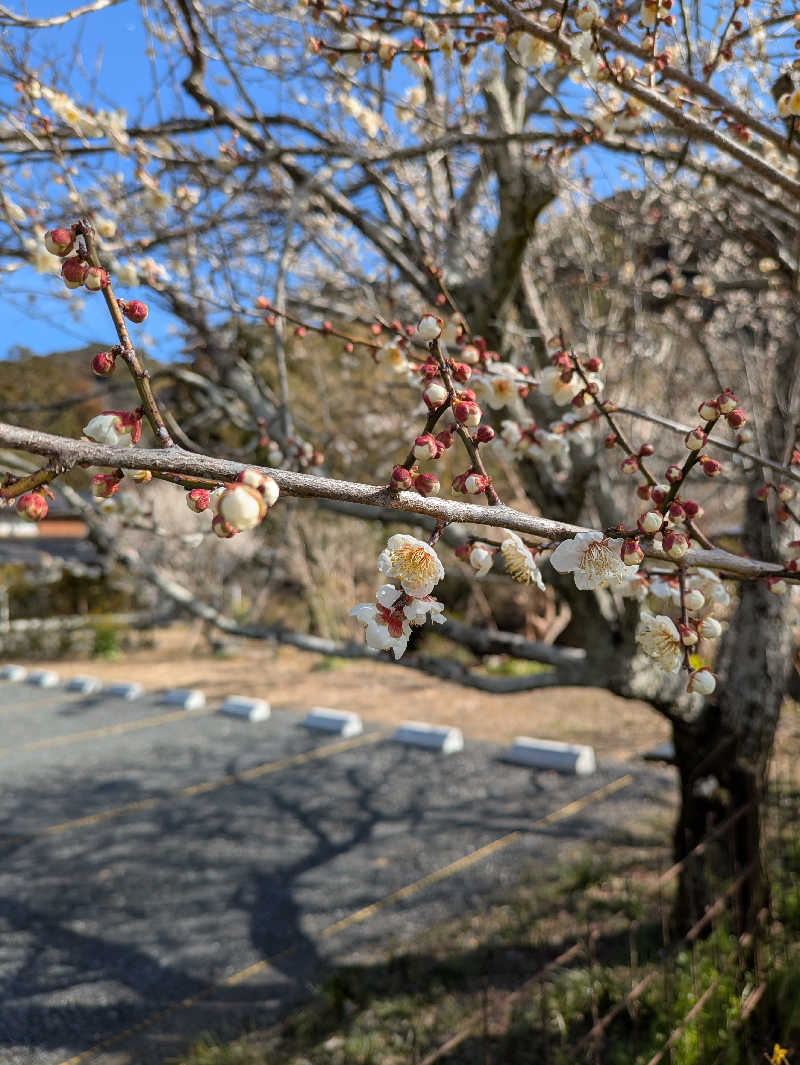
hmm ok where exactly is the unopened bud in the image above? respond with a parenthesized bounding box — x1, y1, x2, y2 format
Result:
(636, 484, 651, 500)
(678, 623, 698, 646)
(662, 531, 689, 559)
(423, 381, 448, 410)
(44, 227, 74, 256)
(726, 408, 747, 429)
(698, 616, 722, 639)
(391, 465, 414, 490)
(688, 669, 716, 695)
(638, 511, 663, 535)
(668, 502, 686, 523)
(435, 429, 454, 449)
(777, 484, 793, 502)
(620, 455, 639, 475)
(700, 455, 722, 478)
(682, 499, 700, 518)
(698, 399, 719, 420)
(475, 425, 495, 444)
(464, 472, 489, 495)
(121, 299, 149, 323)
(604, 432, 617, 449)
(787, 539, 800, 560)
(16, 492, 48, 521)
(451, 362, 472, 383)
(61, 256, 88, 289)
(650, 484, 670, 504)
(84, 265, 109, 291)
(665, 464, 683, 483)
(187, 488, 211, 512)
(584, 356, 603, 372)
(91, 350, 116, 376)
(453, 400, 482, 426)
(414, 433, 438, 461)
(414, 472, 441, 496)
(756, 484, 771, 501)
(716, 390, 737, 414)
(211, 514, 238, 539)
(621, 538, 644, 565)
(685, 426, 707, 451)
(417, 314, 443, 341)
(683, 588, 705, 612)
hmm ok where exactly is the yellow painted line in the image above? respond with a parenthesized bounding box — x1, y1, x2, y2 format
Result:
(0, 705, 213, 755)
(2, 731, 383, 848)
(53, 773, 633, 1065)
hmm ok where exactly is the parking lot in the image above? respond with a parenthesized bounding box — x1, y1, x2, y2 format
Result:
(0, 674, 673, 1065)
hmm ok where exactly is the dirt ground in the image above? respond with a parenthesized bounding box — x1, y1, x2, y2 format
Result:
(19, 621, 674, 760)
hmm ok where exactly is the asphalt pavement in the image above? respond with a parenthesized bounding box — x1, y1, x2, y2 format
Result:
(0, 677, 675, 1065)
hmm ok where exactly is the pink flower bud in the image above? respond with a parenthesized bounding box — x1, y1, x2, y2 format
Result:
(584, 356, 603, 372)
(187, 488, 211, 512)
(91, 350, 116, 376)
(678, 623, 698, 646)
(423, 381, 448, 410)
(454, 543, 472, 561)
(211, 514, 238, 538)
(451, 362, 472, 383)
(662, 531, 689, 559)
(237, 468, 279, 505)
(16, 492, 48, 521)
(84, 265, 109, 291)
(453, 400, 482, 427)
(682, 499, 700, 518)
(756, 484, 771, 501)
(766, 576, 786, 594)
(787, 539, 800, 560)
(604, 433, 618, 449)
(665, 464, 683, 483)
(61, 256, 88, 289)
(687, 669, 716, 695)
(716, 390, 737, 415)
(44, 227, 74, 257)
(621, 538, 644, 565)
(650, 484, 670, 504)
(121, 299, 149, 323)
(685, 426, 706, 451)
(698, 399, 718, 421)
(637, 510, 662, 534)
(464, 473, 489, 494)
(391, 465, 414, 490)
(777, 484, 793, 502)
(700, 455, 722, 478)
(474, 425, 495, 444)
(451, 473, 468, 494)
(413, 433, 438, 461)
(417, 314, 443, 341)
(435, 429, 454, 449)
(414, 472, 441, 496)
(636, 484, 651, 500)
(638, 443, 654, 457)
(726, 408, 746, 429)
(668, 502, 686, 523)
(620, 455, 639, 475)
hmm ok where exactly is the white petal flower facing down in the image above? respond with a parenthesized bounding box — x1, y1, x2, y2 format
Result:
(469, 543, 494, 578)
(637, 611, 683, 673)
(349, 600, 411, 660)
(83, 413, 131, 446)
(377, 534, 444, 598)
(500, 530, 545, 588)
(550, 531, 633, 590)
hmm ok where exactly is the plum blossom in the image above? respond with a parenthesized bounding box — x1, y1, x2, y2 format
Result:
(480, 364, 519, 409)
(468, 542, 494, 578)
(378, 533, 444, 597)
(83, 411, 141, 446)
(550, 530, 632, 590)
(538, 365, 583, 407)
(637, 611, 683, 673)
(350, 584, 445, 659)
(500, 531, 545, 588)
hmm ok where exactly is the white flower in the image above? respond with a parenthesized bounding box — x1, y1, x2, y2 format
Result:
(637, 611, 683, 672)
(469, 543, 494, 578)
(482, 364, 519, 409)
(507, 30, 554, 68)
(688, 568, 730, 610)
(550, 531, 632, 590)
(620, 571, 649, 600)
(403, 595, 446, 626)
(500, 419, 523, 449)
(349, 600, 411, 659)
(529, 429, 569, 462)
(375, 340, 410, 374)
(417, 314, 443, 341)
(500, 531, 545, 588)
(538, 365, 583, 407)
(377, 534, 444, 598)
(647, 575, 681, 612)
(83, 413, 130, 446)
(688, 669, 716, 695)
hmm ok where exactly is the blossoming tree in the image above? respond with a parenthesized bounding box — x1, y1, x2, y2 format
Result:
(0, 0, 799, 926)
